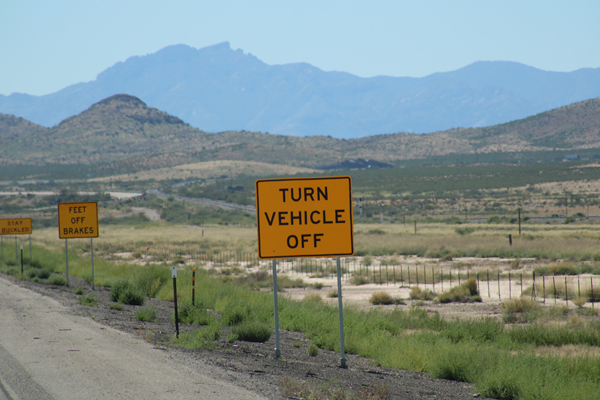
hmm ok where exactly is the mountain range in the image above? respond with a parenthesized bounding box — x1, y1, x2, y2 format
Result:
(2, 94, 599, 174)
(2, 42, 600, 139)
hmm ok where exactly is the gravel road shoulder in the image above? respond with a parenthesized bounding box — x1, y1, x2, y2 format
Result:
(2, 274, 493, 399)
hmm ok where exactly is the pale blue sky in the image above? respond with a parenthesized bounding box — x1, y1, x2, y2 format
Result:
(1, 0, 599, 96)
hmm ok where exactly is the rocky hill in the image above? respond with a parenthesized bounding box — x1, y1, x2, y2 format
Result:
(1, 95, 599, 172)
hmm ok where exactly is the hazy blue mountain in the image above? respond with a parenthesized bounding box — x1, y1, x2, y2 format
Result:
(1, 42, 600, 138)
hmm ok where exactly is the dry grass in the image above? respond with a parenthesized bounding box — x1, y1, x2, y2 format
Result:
(534, 344, 600, 359)
(91, 160, 318, 182)
(369, 291, 393, 305)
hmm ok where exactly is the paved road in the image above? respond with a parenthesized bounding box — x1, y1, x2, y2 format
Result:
(0, 277, 264, 400)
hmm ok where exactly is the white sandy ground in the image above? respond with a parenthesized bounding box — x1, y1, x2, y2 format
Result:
(0, 277, 265, 400)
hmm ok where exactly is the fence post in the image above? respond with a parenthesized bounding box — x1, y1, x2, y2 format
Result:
(543, 276, 546, 304)
(553, 274, 557, 304)
(498, 271, 501, 301)
(487, 270, 490, 298)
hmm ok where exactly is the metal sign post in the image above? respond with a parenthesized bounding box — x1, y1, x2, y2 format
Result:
(29, 235, 32, 262)
(336, 257, 347, 368)
(272, 259, 281, 358)
(20, 244, 24, 274)
(91, 238, 95, 290)
(65, 239, 69, 286)
(15, 236, 18, 264)
(1, 235, 3, 264)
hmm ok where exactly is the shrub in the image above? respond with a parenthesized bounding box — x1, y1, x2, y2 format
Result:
(534, 262, 577, 276)
(510, 259, 520, 269)
(110, 279, 145, 305)
(78, 294, 97, 306)
(439, 279, 480, 304)
(327, 289, 338, 298)
(303, 293, 323, 303)
(370, 291, 393, 305)
(221, 300, 252, 326)
(455, 227, 475, 235)
(351, 275, 369, 285)
(136, 307, 158, 322)
(502, 298, 537, 314)
(231, 321, 272, 342)
(487, 215, 501, 224)
(36, 269, 52, 279)
(109, 303, 125, 311)
(47, 274, 67, 286)
(308, 343, 319, 356)
(441, 253, 453, 262)
(177, 303, 214, 325)
(409, 286, 436, 301)
(75, 286, 84, 295)
(463, 277, 478, 296)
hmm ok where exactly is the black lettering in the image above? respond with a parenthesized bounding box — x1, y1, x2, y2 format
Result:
(279, 212, 288, 225)
(310, 210, 321, 224)
(335, 209, 345, 223)
(291, 188, 301, 202)
(314, 233, 324, 247)
(63, 228, 68, 235)
(82, 206, 86, 213)
(304, 211, 308, 225)
(290, 211, 302, 225)
(304, 187, 314, 201)
(279, 188, 288, 202)
(323, 210, 333, 224)
(90, 227, 94, 234)
(287, 235, 298, 248)
(301, 234, 310, 248)
(265, 212, 276, 226)
(317, 187, 328, 201)
(68, 228, 74, 234)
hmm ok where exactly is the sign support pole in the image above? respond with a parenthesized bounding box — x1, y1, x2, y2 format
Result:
(91, 238, 95, 290)
(20, 245, 23, 274)
(272, 259, 281, 358)
(65, 239, 69, 287)
(336, 257, 347, 368)
(15, 236, 18, 264)
(1, 235, 3, 264)
(29, 235, 32, 262)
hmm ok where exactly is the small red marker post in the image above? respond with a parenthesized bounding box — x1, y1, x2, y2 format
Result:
(172, 267, 179, 338)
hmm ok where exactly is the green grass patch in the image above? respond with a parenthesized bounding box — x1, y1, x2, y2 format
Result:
(110, 280, 145, 305)
(78, 294, 97, 306)
(135, 307, 157, 322)
(231, 321, 272, 343)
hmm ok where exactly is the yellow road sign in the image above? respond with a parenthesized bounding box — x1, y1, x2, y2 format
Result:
(58, 202, 99, 239)
(256, 176, 354, 259)
(0, 218, 32, 235)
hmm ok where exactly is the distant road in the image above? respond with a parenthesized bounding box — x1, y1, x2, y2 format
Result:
(0, 277, 264, 400)
(0, 191, 143, 199)
(147, 189, 256, 215)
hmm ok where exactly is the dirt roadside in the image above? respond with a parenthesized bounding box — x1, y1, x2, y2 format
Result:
(1, 274, 493, 400)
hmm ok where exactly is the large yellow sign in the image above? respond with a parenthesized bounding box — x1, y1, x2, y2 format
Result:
(58, 202, 99, 239)
(0, 218, 32, 235)
(256, 176, 354, 259)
